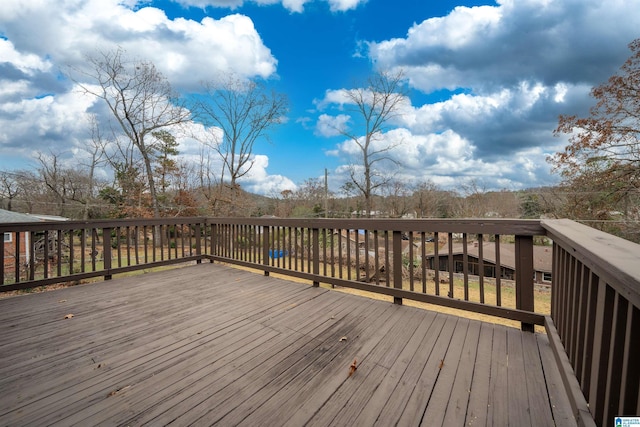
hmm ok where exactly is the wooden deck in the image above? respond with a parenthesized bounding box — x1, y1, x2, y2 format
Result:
(0, 263, 577, 426)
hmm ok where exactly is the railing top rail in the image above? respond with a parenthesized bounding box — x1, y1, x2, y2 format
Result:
(542, 218, 640, 309)
(0, 217, 209, 232)
(206, 217, 546, 235)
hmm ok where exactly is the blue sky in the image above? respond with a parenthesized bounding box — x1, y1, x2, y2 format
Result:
(1, 0, 639, 196)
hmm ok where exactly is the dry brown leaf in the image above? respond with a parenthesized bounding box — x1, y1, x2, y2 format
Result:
(58, 299, 67, 303)
(107, 385, 131, 397)
(348, 359, 357, 377)
(339, 336, 347, 342)
(64, 313, 74, 319)
(439, 359, 444, 369)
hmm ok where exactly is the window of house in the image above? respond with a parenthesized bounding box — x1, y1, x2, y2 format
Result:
(3, 233, 11, 243)
(543, 272, 552, 282)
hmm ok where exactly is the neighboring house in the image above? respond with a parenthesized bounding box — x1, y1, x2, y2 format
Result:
(423, 241, 553, 284)
(1, 209, 42, 274)
(1, 209, 70, 275)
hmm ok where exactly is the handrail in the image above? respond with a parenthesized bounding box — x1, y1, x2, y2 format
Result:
(542, 219, 640, 309)
(542, 219, 640, 426)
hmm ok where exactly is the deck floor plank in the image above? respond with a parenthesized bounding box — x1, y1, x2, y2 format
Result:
(522, 331, 556, 427)
(464, 322, 494, 426)
(537, 333, 579, 426)
(0, 263, 579, 426)
(442, 319, 482, 426)
(487, 325, 509, 426)
(419, 317, 472, 426)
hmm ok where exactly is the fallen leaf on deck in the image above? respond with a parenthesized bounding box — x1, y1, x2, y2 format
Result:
(439, 359, 444, 369)
(339, 336, 347, 342)
(107, 385, 131, 397)
(58, 299, 67, 303)
(64, 314, 74, 319)
(348, 359, 357, 377)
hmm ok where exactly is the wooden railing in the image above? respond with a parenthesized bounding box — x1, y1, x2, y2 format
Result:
(0, 217, 210, 292)
(209, 218, 547, 330)
(542, 219, 640, 427)
(1, 216, 638, 427)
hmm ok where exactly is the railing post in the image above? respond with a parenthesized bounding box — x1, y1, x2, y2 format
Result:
(103, 227, 112, 281)
(312, 227, 320, 287)
(262, 225, 270, 276)
(515, 235, 534, 332)
(393, 230, 403, 305)
(195, 223, 202, 264)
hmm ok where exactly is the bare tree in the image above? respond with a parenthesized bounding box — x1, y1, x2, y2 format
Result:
(36, 151, 70, 216)
(292, 178, 327, 217)
(75, 48, 191, 218)
(381, 179, 412, 217)
(194, 141, 223, 212)
(193, 75, 288, 205)
(412, 180, 445, 218)
(336, 71, 407, 217)
(73, 115, 109, 219)
(0, 171, 20, 211)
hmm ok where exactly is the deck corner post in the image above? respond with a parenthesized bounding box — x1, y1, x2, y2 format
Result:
(515, 234, 535, 331)
(393, 230, 403, 305)
(103, 227, 112, 280)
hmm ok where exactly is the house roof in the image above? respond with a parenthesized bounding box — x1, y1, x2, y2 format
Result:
(27, 213, 69, 222)
(0, 208, 42, 223)
(428, 241, 553, 273)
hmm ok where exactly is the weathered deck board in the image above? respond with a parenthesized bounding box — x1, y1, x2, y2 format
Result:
(0, 263, 577, 426)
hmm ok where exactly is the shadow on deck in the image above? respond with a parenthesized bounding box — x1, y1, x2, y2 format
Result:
(0, 263, 576, 426)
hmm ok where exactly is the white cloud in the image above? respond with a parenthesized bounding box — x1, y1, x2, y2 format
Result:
(241, 155, 298, 194)
(0, 0, 277, 91)
(313, 89, 352, 110)
(326, 0, 366, 12)
(369, 0, 640, 93)
(315, 114, 350, 137)
(172, 0, 365, 13)
(0, 39, 52, 75)
(0, 84, 97, 156)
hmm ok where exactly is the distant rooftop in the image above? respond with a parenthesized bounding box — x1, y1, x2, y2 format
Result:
(0, 209, 68, 223)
